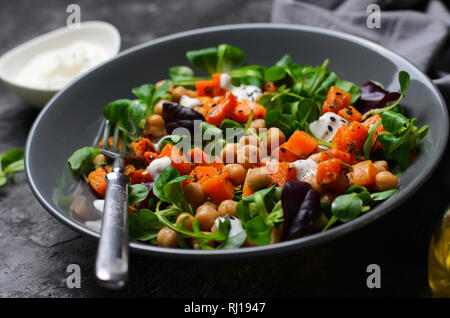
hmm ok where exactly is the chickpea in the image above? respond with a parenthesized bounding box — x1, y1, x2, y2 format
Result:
(195, 204, 219, 231)
(146, 114, 164, 129)
(148, 126, 165, 137)
(155, 79, 174, 93)
(267, 127, 285, 144)
(145, 114, 165, 137)
(245, 167, 272, 192)
(261, 127, 285, 155)
(374, 160, 388, 173)
(218, 200, 238, 217)
(220, 143, 238, 164)
(249, 119, 266, 134)
(237, 144, 260, 168)
(175, 212, 195, 231)
(264, 81, 277, 93)
(223, 164, 246, 186)
(238, 135, 259, 148)
(374, 171, 398, 192)
(157, 227, 178, 248)
(184, 182, 206, 207)
(154, 98, 170, 115)
(171, 86, 188, 102)
(324, 173, 350, 194)
(199, 201, 218, 210)
(93, 154, 107, 169)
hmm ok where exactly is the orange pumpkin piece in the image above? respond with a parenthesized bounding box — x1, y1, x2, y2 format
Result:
(242, 182, 254, 198)
(206, 92, 238, 126)
(332, 121, 368, 162)
(362, 114, 382, 128)
(316, 158, 342, 185)
(362, 114, 387, 152)
(338, 106, 362, 123)
(196, 80, 216, 97)
(88, 167, 107, 198)
(211, 156, 225, 171)
(322, 86, 352, 114)
(131, 137, 155, 159)
(262, 161, 296, 187)
(320, 148, 351, 164)
(231, 99, 267, 123)
(348, 160, 377, 187)
(284, 131, 318, 158)
(194, 96, 217, 117)
(159, 144, 192, 175)
(272, 143, 300, 162)
(189, 166, 219, 184)
(212, 73, 227, 96)
(128, 169, 153, 184)
(201, 173, 235, 205)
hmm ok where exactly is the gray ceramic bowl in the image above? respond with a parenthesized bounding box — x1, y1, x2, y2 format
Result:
(25, 24, 449, 260)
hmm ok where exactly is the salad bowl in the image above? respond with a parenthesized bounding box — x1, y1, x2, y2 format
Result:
(25, 24, 449, 260)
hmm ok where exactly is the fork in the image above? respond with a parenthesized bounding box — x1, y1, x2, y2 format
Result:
(95, 120, 130, 289)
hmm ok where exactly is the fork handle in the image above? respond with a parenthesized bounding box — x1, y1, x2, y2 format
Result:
(95, 168, 130, 289)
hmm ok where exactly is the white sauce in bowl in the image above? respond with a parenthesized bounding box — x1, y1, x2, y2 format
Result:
(16, 41, 108, 90)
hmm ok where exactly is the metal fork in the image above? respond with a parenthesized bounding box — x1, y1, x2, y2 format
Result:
(95, 120, 130, 289)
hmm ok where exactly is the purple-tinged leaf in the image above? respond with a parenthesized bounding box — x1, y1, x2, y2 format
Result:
(287, 189, 321, 239)
(280, 181, 321, 241)
(356, 81, 401, 113)
(162, 102, 205, 134)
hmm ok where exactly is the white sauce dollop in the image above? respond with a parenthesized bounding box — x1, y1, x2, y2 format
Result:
(309, 112, 348, 142)
(147, 157, 172, 181)
(215, 216, 243, 237)
(16, 41, 108, 90)
(180, 95, 202, 108)
(290, 158, 318, 181)
(220, 73, 232, 90)
(218, 73, 262, 102)
(231, 85, 262, 102)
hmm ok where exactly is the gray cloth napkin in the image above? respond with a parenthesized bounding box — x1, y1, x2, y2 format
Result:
(272, 0, 450, 102)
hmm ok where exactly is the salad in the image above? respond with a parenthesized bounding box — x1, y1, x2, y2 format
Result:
(67, 44, 429, 250)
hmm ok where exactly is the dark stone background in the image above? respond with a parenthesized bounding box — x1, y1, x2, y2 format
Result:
(0, 0, 448, 297)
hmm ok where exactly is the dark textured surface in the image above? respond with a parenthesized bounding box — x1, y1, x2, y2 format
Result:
(0, 0, 448, 298)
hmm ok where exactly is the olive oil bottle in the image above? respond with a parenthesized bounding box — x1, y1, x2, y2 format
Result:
(428, 207, 450, 297)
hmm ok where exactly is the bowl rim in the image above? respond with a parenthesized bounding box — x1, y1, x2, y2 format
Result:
(25, 23, 449, 260)
(0, 20, 121, 93)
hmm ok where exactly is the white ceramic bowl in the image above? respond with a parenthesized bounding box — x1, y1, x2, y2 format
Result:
(0, 21, 121, 108)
